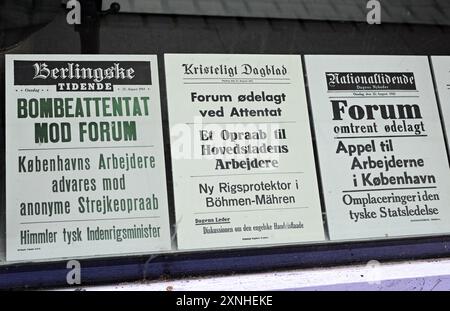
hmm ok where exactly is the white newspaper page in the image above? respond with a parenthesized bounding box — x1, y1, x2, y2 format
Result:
(305, 55, 450, 241)
(165, 54, 325, 250)
(5, 54, 171, 261)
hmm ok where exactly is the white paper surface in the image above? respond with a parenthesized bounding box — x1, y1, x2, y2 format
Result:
(165, 54, 325, 250)
(305, 55, 450, 241)
(430, 56, 450, 158)
(5, 54, 171, 261)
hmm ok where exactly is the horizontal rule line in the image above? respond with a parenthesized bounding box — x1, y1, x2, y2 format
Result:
(20, 216, 161, 225)
(329, 96, 419, 98)
(195, 222, 231, 226)
(185, 121, 296, 125)
(18, 145, 155, 151)
(190, 172, 303, 177)
(335, 135, 428, 139)
(194, 207, 309, 215)
(183, 82, 291, 85)
(183, 77, 291, 81)
(342, 186, 437, 193)
(327, 90, 419, 93)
